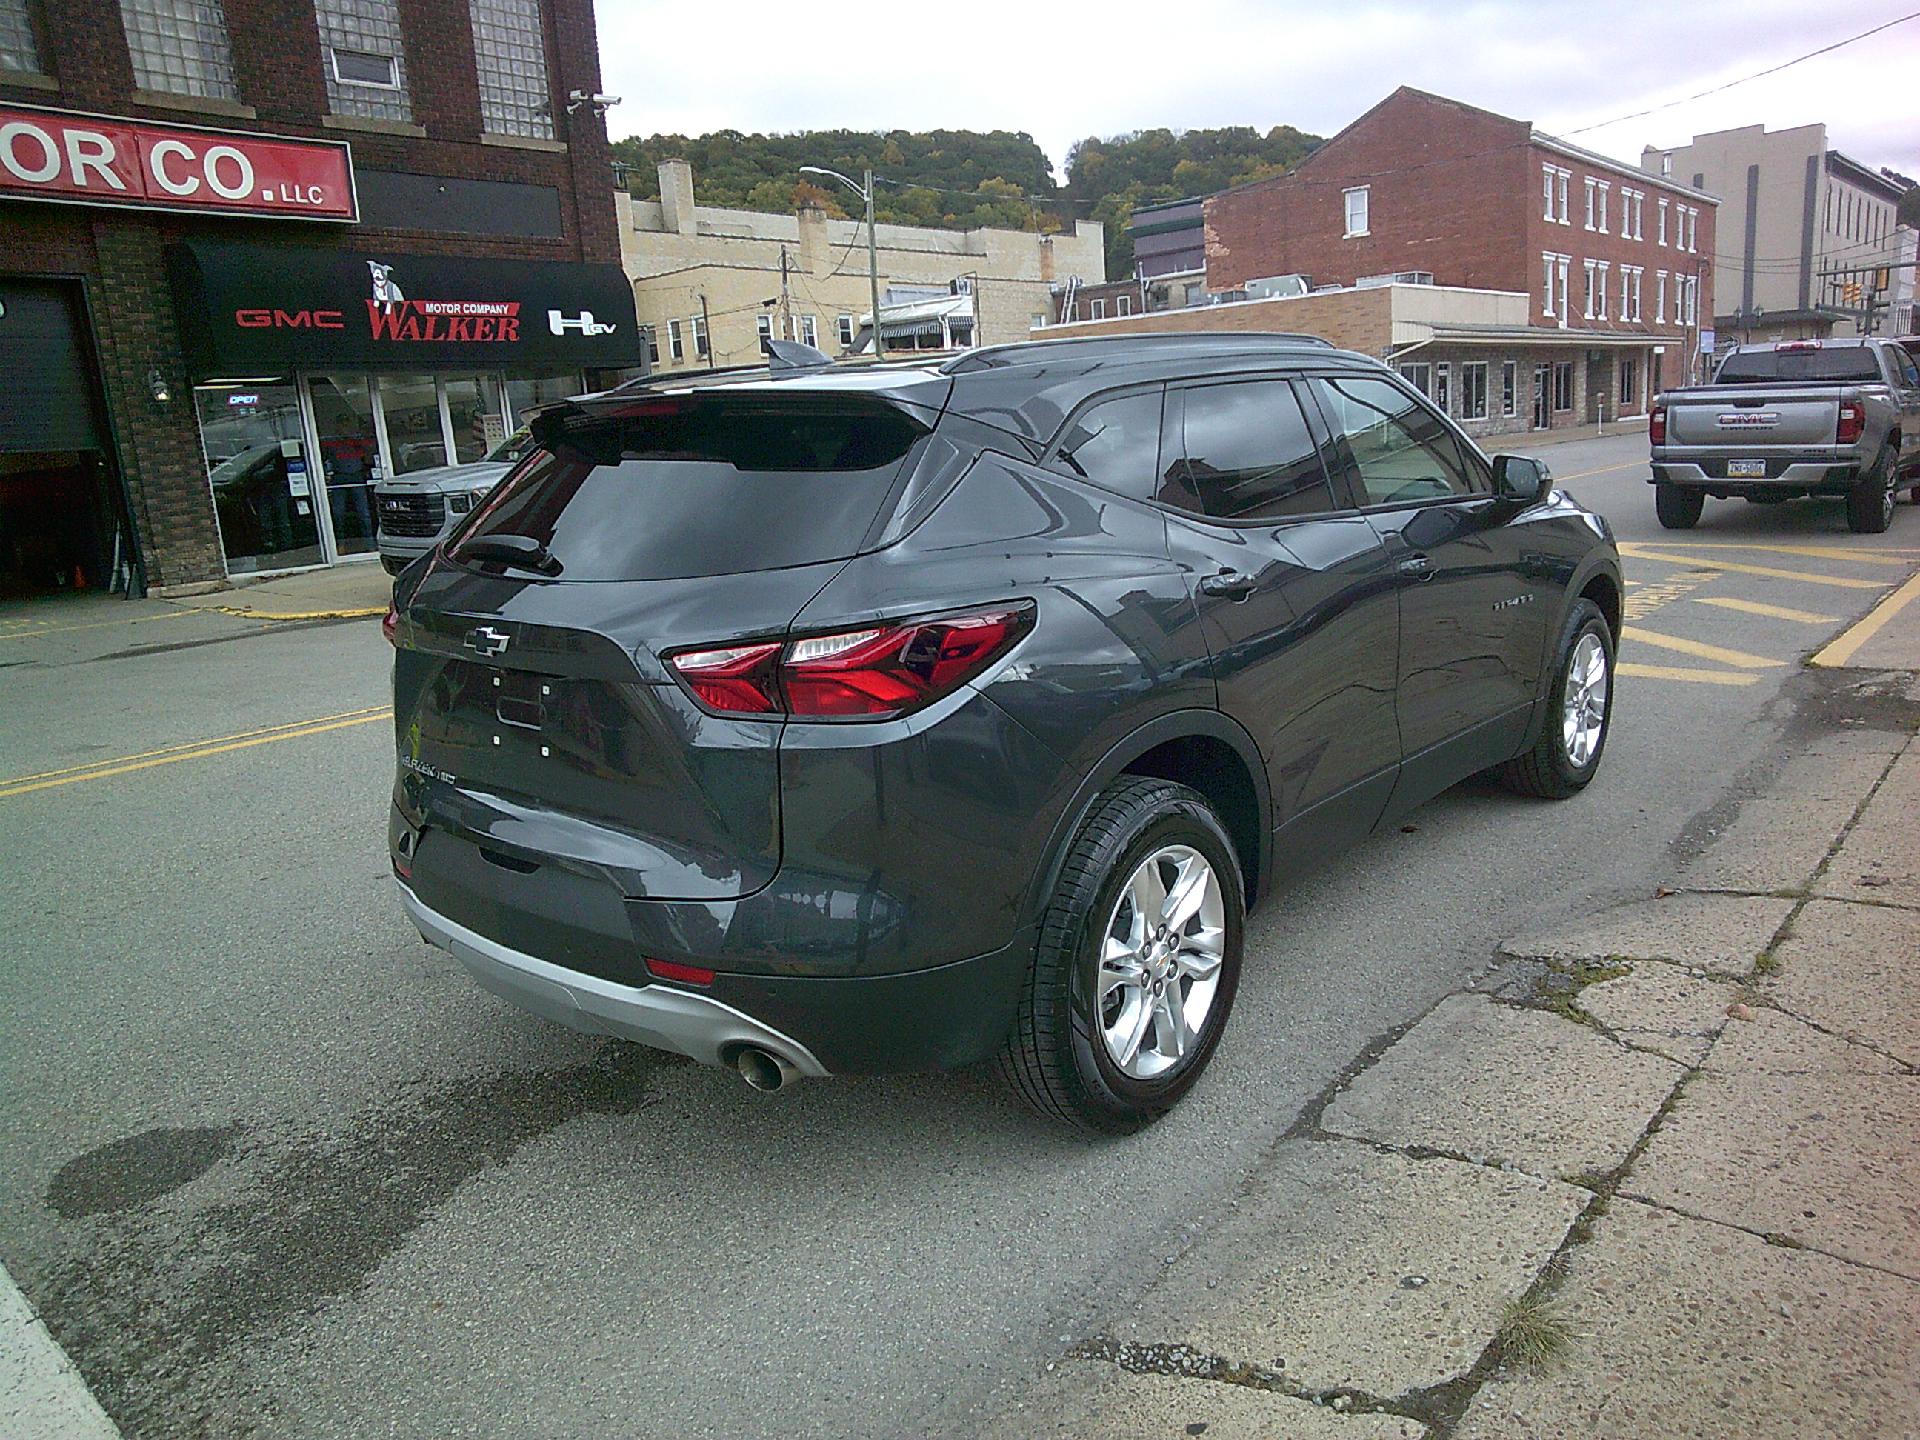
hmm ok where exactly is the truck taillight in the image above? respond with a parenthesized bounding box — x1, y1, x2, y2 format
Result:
(1837, 401, 1865, 446)
(668, 603, 1036, 721)
(1649, 404, 1666, 445)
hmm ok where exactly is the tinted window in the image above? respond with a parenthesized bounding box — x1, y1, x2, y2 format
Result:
(1714, 347, 1883, 384)
(1175, 380, 1336, 520)
(1052, 390, 1164, 501)
(452, 401, 923, 581)
(1313, 376, 1479, 504)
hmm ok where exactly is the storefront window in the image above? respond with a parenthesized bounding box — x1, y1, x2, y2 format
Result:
(195, 384, 323, 573)
(505, 371, 583, 429)
(443, 374, 506, 465)
(308, 373, 379, 556)
(380, 373, 447, 473)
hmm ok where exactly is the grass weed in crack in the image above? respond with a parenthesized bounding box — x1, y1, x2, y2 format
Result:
(1490, 1293, 1576, 1375)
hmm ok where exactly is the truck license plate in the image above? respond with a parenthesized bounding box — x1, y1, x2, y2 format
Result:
(1726, 459, 1766, 478)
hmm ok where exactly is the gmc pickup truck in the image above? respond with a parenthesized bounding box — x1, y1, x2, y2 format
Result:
(1650, 337, 1920, 533)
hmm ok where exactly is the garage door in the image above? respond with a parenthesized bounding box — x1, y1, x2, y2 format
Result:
(0, 280, 104, 454)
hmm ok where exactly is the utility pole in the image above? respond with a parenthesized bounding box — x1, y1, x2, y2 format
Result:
(865, 168, 884, 360)
(778, 244, 792, 345)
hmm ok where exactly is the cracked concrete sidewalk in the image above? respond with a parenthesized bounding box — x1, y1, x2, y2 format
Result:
(990, 687, 1919, 1439)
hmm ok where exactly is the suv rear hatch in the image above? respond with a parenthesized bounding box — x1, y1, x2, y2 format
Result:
(392, 384, 946, 904)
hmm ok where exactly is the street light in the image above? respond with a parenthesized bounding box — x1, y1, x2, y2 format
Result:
(799, 165, 884, 361)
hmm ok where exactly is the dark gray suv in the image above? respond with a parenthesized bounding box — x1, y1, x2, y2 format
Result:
(386, 335, 1622, 1131)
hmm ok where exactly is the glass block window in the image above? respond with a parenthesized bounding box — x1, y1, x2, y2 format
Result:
(314, 0, 411, 122)
(1, 0, 42, 73)
(118, 0, 239, 100)
(469, 0, 553, 139)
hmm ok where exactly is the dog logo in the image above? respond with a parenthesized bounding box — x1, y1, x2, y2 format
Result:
(368, 261, 406, 312)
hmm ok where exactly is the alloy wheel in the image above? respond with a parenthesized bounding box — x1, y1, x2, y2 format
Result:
(1096, 845, 1226, 1080)
(1561, 632, 1609, 769)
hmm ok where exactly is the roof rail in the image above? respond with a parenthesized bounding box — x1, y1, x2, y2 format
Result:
(945, 330, 1335, 373)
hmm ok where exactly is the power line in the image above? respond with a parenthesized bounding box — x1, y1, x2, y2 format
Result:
(1564, 8, 1920, 136)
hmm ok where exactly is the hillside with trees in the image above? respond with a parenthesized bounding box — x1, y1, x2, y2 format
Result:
(608, 123, 1324, 278)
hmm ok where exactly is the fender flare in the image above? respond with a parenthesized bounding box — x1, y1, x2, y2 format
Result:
(1520, 552, 1624, 752)
(1019, 707, 1274, 928)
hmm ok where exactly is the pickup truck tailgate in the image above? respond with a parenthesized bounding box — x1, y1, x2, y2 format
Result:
(1668, 391, 1839, 448)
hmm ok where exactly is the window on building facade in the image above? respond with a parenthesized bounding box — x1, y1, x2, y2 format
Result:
(1029, 312, 1046, 331)
(1542, 164, 1555, 222)
(1630, 267, 1643, 322)
(641, 326, 658, 365)
(1658, 197, 1668, 245)
(1460, 361, 1488, 421)
(1583, 259, 1598, 320)
(668, 319, 684, 362)
(1596, 181, 1610, 234)
(469, 0, 553, 139)
(119, 0, 239, 99)
(315, 0, 411, 122)
(1117, 294, 1132, 316)
(756, 314, 774, 356)
(1398, 362, 1432, 396)
(1343, 185, 1369, 237)
(1618, 358, 1637, 411)
(1595, 261, 1610, 320)
(1433, 363, 1451, 414)
(794, 314, 817, 347)
(691, 313, 709, 359)
(1553, 360, 1574, 412)
(1557, 169, 1570, 224)
(1655, 270, 1668, 323)
(1090, 298, 1105, 319)
(1, 0, 41, 72)
(1501, 360, 1516, 417)
(839, 314, 855, 348)
(1584, 177, 1598, 230)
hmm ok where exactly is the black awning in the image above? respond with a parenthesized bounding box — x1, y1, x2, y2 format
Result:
(167, 241, 642, 377)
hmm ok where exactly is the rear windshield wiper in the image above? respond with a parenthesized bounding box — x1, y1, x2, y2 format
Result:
(458, 534, 562, 576)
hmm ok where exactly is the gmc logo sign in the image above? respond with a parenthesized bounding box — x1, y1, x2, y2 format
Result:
(235, 308, 345, 329)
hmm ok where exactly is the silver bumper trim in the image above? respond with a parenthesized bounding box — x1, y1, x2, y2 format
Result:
(1654, 462, 1850, 486)
(398, 883, 829, 1076)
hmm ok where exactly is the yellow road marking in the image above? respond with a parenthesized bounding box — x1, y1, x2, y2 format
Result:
(1618, 662, 1758, 687)
(1621, 626, 1781, 669)
(1810, 568, 1920, 669)
(0, 610, 211, 642)
(1631, 541, 1919, 566)
(0, 707, 390, 787)
(1550, 461, 1644, 483)
(0, 709, 392, 800)
(1694, 597, 1838, 624)
(1619, 544, 1886, 589)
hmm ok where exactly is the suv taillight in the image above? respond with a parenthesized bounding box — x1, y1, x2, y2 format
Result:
(1837, 400, 1865, 446)
(668, 603, 1035, 720)
(382, 605, 399, 646)
(1649, 404, 1666, 445)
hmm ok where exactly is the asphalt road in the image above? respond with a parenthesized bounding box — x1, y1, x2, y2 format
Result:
(3, 427, 1917, 1438)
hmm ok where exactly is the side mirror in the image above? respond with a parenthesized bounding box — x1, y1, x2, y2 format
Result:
(1492, 454, 1551, 505)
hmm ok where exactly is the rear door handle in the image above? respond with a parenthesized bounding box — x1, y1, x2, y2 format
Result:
(1199, 568, 1258, 599)
(1397, 553, 1435, 580)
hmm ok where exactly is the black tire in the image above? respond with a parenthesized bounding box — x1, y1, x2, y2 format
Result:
(996, 777, 1244, 1134)
(1846, 448, 1896, 534)
(1499, 598, 1614, 800)
(1655, 483, 1704, 529)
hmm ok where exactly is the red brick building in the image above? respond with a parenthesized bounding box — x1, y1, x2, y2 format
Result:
(1205, 88, 1718, 437)
(0, 0, 639, 596)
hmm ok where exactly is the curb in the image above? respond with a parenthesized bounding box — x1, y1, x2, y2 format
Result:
(208, 604, 387, 622)
(0, 1263, 120, 1438)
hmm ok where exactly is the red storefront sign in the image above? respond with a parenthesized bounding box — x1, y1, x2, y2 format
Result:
(0, 104, 357, 222)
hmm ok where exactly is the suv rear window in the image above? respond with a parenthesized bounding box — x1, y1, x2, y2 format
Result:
(451, 399, 926, 581)
(1715, 347, 1883, 384)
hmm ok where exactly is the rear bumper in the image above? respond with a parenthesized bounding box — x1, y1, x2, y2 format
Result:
(400, 881, 830, 1076)
(398, 878, 1035, 1075)
(1650, 458, 1859, 491)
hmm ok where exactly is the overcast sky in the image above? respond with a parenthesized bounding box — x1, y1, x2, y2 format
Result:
(598, 0, 1919, 186)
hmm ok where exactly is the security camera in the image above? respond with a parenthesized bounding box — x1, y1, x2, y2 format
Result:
(566, 90, 621, 115)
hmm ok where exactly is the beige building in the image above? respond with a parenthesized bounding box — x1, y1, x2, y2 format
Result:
(616, 160, 1104, 372)
(1644, 124, 1910, 343)
(1038, 281, 1663, 438)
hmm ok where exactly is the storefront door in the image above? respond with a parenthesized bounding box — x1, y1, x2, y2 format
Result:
(305, 374, 380, 557)
(1532, 365, 1550, 429)
(195, 383, 324, 574)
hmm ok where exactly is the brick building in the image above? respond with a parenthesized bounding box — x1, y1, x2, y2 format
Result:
(0, 0, 638, 597)
(1204, 88, 1718, 433)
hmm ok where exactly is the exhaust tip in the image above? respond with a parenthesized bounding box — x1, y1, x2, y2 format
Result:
(734, 1046, 791, 1092)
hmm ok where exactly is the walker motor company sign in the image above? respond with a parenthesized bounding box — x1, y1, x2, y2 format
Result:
(168, 241, 642, 373)
(0, 104, 356, 221)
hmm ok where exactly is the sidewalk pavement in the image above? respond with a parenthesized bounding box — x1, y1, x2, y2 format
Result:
(1512, 414, 1649, 454)
(160, 559, 391, 620)
(992, 665, 1917, 1435)
(0, 1264, 119, 1439)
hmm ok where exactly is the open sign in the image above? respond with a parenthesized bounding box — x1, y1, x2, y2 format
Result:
(0, 103, 356, 221)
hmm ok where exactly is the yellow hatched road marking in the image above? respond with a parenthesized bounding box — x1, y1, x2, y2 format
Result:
(1693, 597, 1838, 624)
(1621, 626, 1781, 669)
(1810, 569, 1920, 669)
(0, 708, 392, 800)
(1618, 662, 1758, 687)
(1632, 541, 1920, 562)
(1618, 544, 1886, 589)
(1, 706, 390, 787)
(0, 609, 212, 642)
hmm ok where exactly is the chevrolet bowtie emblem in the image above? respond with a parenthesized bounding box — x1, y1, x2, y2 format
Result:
(464, 626, 510, 658)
